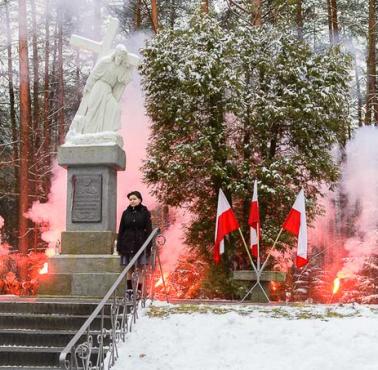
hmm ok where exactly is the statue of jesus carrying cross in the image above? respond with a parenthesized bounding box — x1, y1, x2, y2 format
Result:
(65, 18, 140, 147)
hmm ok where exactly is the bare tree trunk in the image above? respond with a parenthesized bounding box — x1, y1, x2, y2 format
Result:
(326, 0, 333, 44)
(18, 0, 32, 254)
(151, 0, 158, 33)
(169, 0, 176, 28)
(134, 0, 142, 30)
(365, 0, 377, 125)
(57, 9, 65, 144)
(296, 0, 303, 40)
(43, 0, 51, 197)
(265, 0, 278, 24)
(201, 0, 209, 14)
(242, 70, 253, 226)
(30, 0, 40, 137)
(30, 0, 41, 250)
(354, 53, 363, 127)
(5, 1, 18, 187)
(327, 0, 339, 44)
(50, 22, 59, 153)
(330, 0, 339, 44)
(252, 0, 262, 25)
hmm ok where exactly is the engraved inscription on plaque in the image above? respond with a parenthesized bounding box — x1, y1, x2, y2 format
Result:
(72, 174, 102, 223)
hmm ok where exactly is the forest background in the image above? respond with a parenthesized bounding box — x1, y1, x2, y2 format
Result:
(0, 0, 376, 300)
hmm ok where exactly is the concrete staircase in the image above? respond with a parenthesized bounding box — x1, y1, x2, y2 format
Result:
(0, 298, 120, 369)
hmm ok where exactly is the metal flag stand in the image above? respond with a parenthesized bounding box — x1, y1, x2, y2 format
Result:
(241, 228, 284, 302)
(238, 228, 270, 303)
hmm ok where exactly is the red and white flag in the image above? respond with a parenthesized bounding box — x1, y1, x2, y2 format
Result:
(282, 189, 308, 268)
(214, 189, 240, 264)
(248, 180, 260, 258)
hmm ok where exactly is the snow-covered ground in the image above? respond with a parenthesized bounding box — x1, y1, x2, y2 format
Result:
(112, 302, 378, 370)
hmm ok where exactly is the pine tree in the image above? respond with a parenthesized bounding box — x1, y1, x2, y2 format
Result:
(293, 268, 310, 301)
(359, 255, 378, 303)
(140, 12, 351, 295)
(340, 255, 378, 304)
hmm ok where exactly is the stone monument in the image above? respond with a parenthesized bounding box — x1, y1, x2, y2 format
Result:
(39, 18, 140, 297)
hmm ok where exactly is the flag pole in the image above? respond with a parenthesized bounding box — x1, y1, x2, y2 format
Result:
(259, 227, 283, 275)
(257, 222, 261, 272)
(240, 227, 270, 303)
(238, 228, 258, 275)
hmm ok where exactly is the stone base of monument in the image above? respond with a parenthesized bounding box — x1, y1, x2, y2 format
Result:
(39, 144, 126, 298)
(38, 251, 128, 297)
(38, 255, 124, 296)
(61, 231, 117, 254)
(233, 270, 286, 303)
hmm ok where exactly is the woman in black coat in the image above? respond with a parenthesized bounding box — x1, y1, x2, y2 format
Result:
(117, 191, 152, 267)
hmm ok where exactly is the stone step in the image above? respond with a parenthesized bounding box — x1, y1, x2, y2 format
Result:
(0, 329, 111, 348)
(0, 347, 63, 367)
(0, 367, 60, 370)
(0, 346, 107, 367)
(0, 295, 133, 367)
(0, 312, 121, 331)
(47, 254, 123, 274)
(0, 301, 107, 316)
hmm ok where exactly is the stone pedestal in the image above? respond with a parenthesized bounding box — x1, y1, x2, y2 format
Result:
(58, 144, 125, 254)
(59, 145, 125, 232)
(38, 255, 124, 296)
(38, 144, 126, 297)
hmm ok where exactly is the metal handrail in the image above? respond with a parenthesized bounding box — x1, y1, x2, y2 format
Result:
(59, 227, 160, 369)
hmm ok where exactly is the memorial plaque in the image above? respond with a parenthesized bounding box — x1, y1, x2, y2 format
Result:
(72, 174, 102, 223)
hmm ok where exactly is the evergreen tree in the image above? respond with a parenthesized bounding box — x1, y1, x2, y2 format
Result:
(140, 12, 351, 296)
(340, 255, 378, 304)
(293, 268, 310, 301)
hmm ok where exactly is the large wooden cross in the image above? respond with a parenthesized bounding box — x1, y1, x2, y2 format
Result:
(70, 17, 119, 60)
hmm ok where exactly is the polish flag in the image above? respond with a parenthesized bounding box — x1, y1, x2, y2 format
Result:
(214, 189, 240, 264)
(282, 189, 308, 268)
(248, 180, 260, 258)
